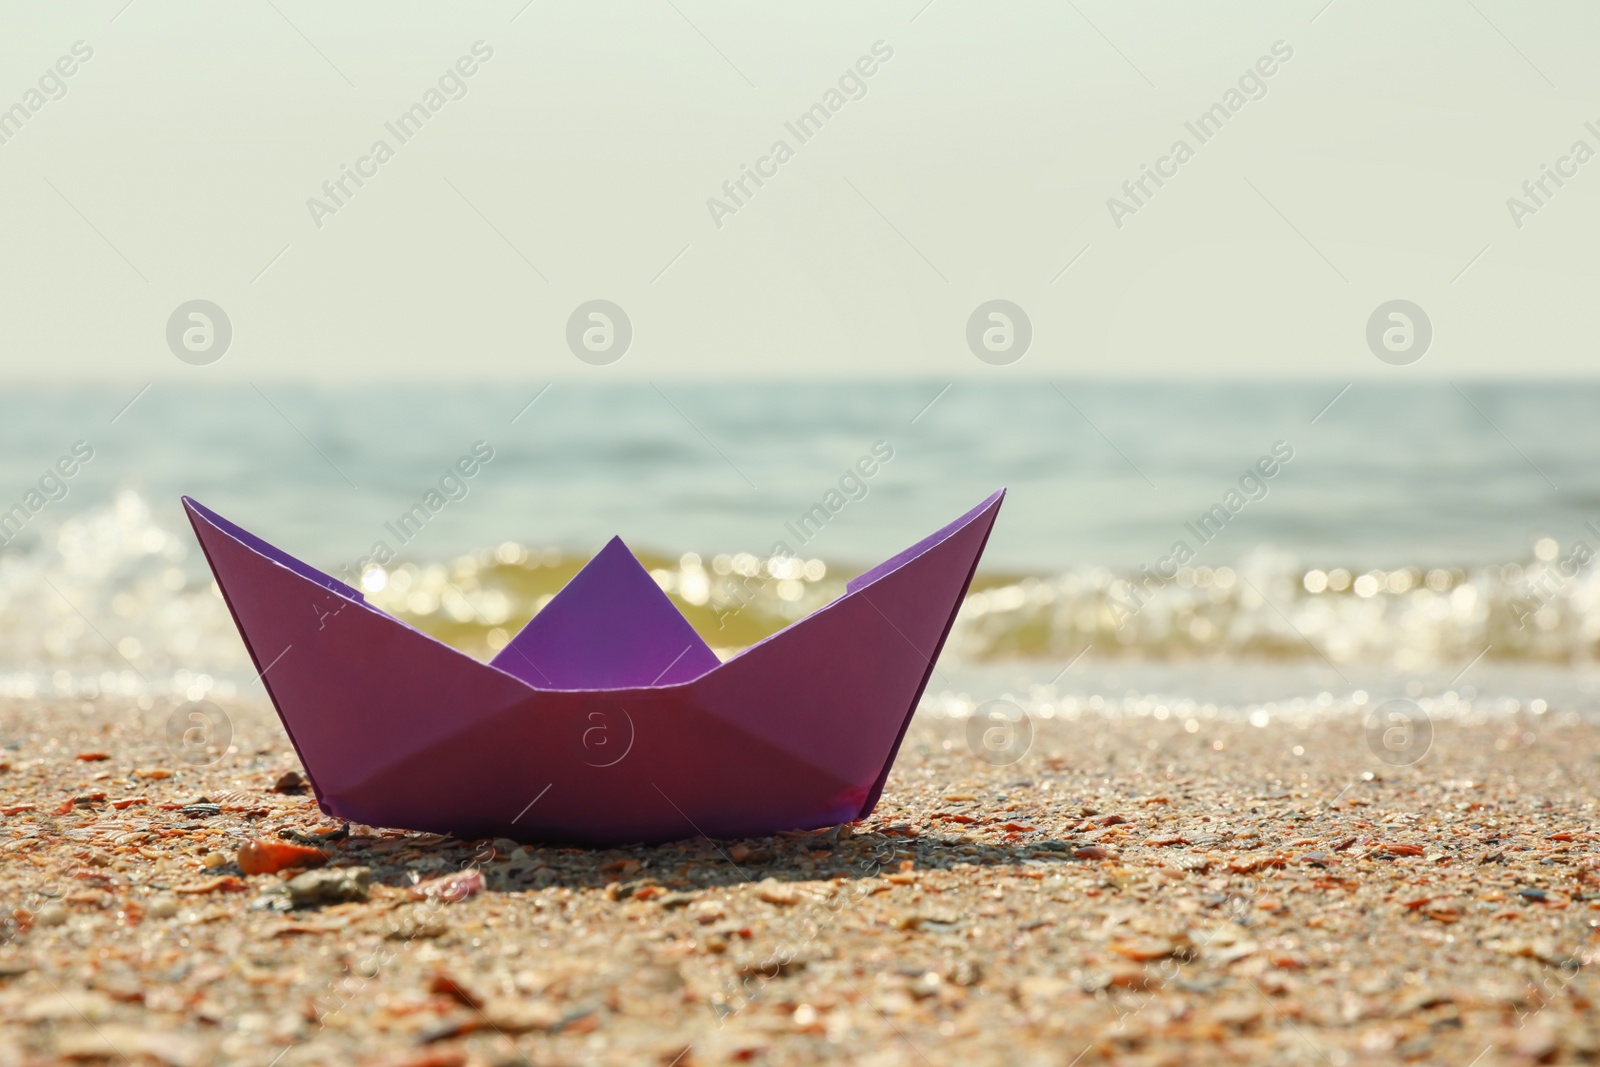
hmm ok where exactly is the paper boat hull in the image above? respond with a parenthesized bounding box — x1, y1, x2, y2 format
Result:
(184, 491, 1003, 844)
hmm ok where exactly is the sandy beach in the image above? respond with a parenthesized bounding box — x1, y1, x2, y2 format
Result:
(2, 694, 1596, 1067)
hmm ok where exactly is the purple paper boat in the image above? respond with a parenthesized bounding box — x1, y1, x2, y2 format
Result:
(182, 490, 1005, 845)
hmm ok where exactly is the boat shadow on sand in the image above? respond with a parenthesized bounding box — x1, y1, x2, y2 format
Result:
(269, 822, 1080, 901)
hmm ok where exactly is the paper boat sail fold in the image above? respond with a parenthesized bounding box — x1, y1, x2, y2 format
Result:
(489, 536, 721, 690)
(183, 490, 1004, 845)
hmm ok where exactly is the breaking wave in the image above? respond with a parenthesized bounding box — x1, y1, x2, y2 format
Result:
(3, 493, 1599, 704)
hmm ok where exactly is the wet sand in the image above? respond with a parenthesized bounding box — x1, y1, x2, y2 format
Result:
(1, 694, 1597, 1067)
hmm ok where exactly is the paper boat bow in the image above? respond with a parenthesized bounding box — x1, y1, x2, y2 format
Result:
(183, 490, 1004, 845)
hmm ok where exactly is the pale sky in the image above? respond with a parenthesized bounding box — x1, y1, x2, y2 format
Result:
(2, 0, 1597, 381)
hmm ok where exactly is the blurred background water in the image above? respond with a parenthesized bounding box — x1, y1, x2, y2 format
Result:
(3, 380, 1598, 717)
(2, 380, 1592, 567)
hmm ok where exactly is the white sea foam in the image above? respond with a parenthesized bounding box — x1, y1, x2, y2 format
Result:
(6, 492, 1600, 710)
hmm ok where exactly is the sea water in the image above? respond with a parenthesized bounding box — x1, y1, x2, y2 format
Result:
(1, 381, 1596, 719)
